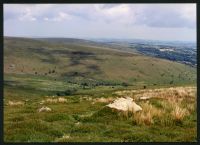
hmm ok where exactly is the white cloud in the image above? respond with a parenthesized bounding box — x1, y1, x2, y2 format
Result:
(4, 4, 196, 28)
(93, 4, 134, 24)
(18, 8, 37, 21)
(43, 12, 71, 22)
(3, 4, 196, 41)
(94, 4, 130, 17)
(132, 4, 196, 28)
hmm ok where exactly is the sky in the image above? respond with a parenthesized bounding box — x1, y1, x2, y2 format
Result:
(4, 4, 196, 42)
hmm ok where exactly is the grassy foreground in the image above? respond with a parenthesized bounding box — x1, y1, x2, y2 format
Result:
(4, 85, 197, 142)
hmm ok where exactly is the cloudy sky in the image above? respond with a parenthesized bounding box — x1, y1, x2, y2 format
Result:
(4, 4, 196, 42)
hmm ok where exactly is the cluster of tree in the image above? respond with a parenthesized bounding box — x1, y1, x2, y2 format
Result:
(47, 69, 56, 75)
(80, 81, 129, 88)
(66, 78, 129, 88)
(121, 82, 129, 87)
(34, 68, 57, 76)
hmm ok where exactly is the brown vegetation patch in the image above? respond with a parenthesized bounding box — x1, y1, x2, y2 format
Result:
(171, 106, 189, 122)
(7, 100, 24, 106)
(113, 86, 196, 126)
(41, 97, 67, 104)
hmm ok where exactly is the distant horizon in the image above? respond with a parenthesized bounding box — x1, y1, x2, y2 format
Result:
(4, 35, 196, 43)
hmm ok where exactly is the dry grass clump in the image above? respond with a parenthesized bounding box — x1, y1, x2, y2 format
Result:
(133, 102, 162, 126)
(133, 101, 189, 126)
(8, 100, 24, 106)
(134, 86, 196, 103)
(57, 97, 68, 103)
(112, 86, 196, 126)
(142, 102, 162, 117)
(114, 87, 196, 108)
(133, 111, 153, 126)
(41, 97, 67, 104)
(46, 98, 58, 103)
(171, 106, 189, 122)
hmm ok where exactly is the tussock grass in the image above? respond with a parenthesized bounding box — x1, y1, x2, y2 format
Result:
(133, 102, 162, 125)
(4, 85, 196, 142)
(133, 111, 153, 126)
(114, 86, 196, 127)
(117, 86, 196, 101)
(171, 106, 189, 123)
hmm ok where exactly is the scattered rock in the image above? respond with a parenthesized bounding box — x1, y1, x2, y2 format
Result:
(106, 97, 142, 112)
(38, 106, 52, 112)
(39, 100, 45, 104)
(9, 64, 15, 69)
(75, 122, 80, 126)
(62, 135, 70, 139)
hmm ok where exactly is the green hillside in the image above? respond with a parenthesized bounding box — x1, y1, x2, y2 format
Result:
(4, 37, 196, 88)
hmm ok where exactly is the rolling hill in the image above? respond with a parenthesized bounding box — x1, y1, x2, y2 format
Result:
(4, 37, 196, 89)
